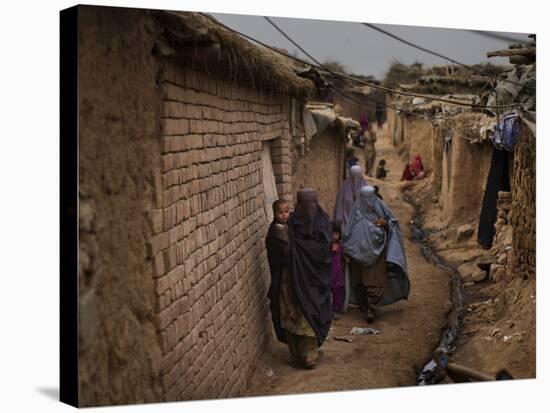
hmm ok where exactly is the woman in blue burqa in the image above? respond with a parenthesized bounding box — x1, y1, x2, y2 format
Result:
(265, 188, 332, 369)
(343, 185, 410, 322)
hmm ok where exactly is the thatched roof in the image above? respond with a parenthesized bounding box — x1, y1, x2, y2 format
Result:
(152, 11, 315, 97)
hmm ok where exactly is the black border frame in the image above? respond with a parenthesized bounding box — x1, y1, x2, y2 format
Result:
(60, 5, 79, 407)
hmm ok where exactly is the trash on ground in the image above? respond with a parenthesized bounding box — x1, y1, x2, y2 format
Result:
(334, 336, 353, 343)
(262, 365, 274, 378)
(350, 327, 381, 335)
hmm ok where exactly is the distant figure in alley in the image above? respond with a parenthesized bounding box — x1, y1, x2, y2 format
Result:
(363, 122, 378, 177)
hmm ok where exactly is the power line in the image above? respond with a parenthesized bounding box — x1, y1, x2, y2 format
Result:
(362, 23, 535, 91)
(331, 87, 443, 120)
(196, 12, 520, 110)
(332, 88, 483, 144)
(466, 30, 532, 44)
(199, 13, 433, 119)
(264, 16, 321, 67)
(263, 16, 522, 109)
(264, 17, 455, 118)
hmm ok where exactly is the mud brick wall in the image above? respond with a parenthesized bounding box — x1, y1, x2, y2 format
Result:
(291, 126, 345, 216)
(510, 122, 536, 277)
(78, 6, 165, 406)
(149, 61, 293, 401)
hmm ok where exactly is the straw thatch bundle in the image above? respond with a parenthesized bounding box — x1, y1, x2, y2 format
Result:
(152, 11, 315, 97)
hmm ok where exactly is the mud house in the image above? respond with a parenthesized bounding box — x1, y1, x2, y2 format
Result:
(77, 6, 352, 406)
(330, 84, 387, 127)
(291, 102, 359, 216)
(385, 59, 535, 275)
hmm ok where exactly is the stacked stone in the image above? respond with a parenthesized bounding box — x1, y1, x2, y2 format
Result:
(509, 123, 536, 278)
(486, 191, 513, 283)
(147, 64, 293, 401)
(495, 190, 512, 229)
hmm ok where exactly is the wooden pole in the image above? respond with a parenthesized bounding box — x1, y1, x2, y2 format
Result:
(487, 48, 536, 58)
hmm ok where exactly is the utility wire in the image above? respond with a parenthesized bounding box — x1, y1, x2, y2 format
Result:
(264, 16, 322, 68)
(331, 87, 443, 120)
(362, 23, 535, 91)
(466, 30, 532, 44)
(263, 16, 521, 109)
(332, 88, 483, 144)
(197, 12, 520, 110)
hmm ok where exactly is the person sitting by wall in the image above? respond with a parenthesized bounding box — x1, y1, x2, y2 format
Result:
(376, 159, 389, 179)
(410, 154, 425, 179)
(400, 154, 425, 181)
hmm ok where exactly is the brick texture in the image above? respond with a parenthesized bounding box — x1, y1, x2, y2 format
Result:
(148, 63, 291, 401)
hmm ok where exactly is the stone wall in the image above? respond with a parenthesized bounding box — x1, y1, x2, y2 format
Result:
(291, 125, 345, 216)
(510, 121, 536, 277)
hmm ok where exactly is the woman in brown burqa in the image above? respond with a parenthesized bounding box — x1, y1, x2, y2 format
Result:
(265, 189, 332, 369)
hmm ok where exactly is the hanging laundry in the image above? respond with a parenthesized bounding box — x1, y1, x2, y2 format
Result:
(478, 148, 511, 248)
(478, 117, 497, 143)
(491, 111, 520, 152)
(444, 135, 452, 153)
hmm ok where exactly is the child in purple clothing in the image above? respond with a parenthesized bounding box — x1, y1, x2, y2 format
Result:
(330, 223, 345, 319)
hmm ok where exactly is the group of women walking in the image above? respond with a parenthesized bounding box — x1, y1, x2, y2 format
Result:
(265, 166, 410, 369)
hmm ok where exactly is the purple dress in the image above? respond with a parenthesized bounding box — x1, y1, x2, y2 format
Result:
(330, 242, 345, 312)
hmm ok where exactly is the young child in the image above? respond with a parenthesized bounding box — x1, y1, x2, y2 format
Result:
(376, 159, 388, 179)
(272, 199, 290, 241)
(330, 222, 345, 319)
(345, 148, 359, 174)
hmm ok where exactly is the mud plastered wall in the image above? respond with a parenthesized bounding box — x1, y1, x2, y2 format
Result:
(431, 123, 447, 195)
(331, 90, 386, 126)
(291, 126, 344, 216)
(78, 6, 165, 406)
(408, 117, 435, 172)
(510, 123, 535, 277)
(439, 114, 494, 226)
(150, 60, 293, 401)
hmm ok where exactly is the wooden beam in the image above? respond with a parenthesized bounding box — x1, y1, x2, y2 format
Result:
(487, 48, 536, 58)
(509, 55, 535, 65)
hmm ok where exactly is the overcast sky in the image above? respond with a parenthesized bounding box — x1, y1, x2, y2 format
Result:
(212, 12, 531, 79)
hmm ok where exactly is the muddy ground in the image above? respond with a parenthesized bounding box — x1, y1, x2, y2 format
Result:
(244, 126, 452, 397)
(407, 173, 536, 383)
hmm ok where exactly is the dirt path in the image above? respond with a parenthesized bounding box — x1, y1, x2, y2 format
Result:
(244, 127, 453, 396)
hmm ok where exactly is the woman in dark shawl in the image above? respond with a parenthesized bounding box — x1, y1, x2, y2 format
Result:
(265, 189, 332, 369)
(343, 186, 410, 322)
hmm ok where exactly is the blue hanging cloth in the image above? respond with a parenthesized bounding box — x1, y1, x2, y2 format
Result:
(491, 111, 520, 152)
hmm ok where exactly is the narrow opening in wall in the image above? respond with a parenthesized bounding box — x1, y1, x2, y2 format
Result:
(261, 140, 279, 224)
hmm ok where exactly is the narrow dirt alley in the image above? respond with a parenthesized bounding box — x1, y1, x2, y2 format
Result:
(245, 126, 453, 397)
